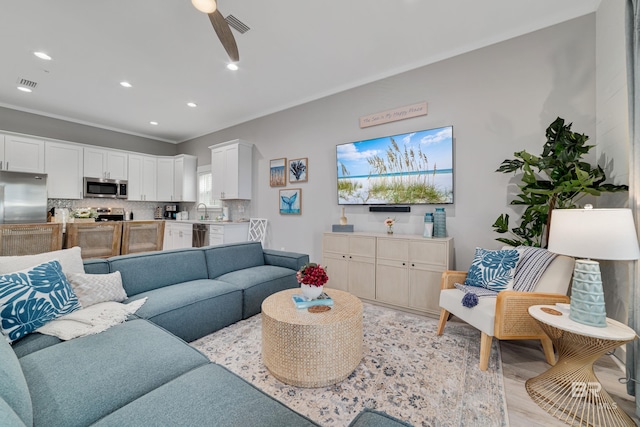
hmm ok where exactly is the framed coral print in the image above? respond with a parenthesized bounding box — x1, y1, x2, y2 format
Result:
(288, 158, 308, 183)
(279, 188, 301, 215)
(270, 158, 287, 187)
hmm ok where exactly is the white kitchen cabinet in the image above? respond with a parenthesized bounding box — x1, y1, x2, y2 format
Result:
(209, 140, 252, 200)
(44, 141, 83, 199)
(174, 154, 197, 202)
(322, 233, 376, 300)
(208, 223, 249, 246)
(0, 134, 45, 173)
(322, 232, 453, 317)
(128, 154, 157, 201)
(83, 147, 128, 180)
(163, 222, 193, 250)
(156, 157, 174, 201)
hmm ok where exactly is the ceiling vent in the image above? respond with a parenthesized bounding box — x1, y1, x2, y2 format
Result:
(16, 78, 38, 89)
(225, 15, 250, 34)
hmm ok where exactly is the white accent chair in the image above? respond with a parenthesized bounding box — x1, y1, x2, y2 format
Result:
(437, 254, 574, 371)
(247, 218, 268, 245)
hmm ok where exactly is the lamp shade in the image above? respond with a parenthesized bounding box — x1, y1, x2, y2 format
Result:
(548, 208, 640, 260)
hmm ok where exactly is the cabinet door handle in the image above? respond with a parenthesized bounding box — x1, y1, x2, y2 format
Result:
(342, 255, 346, 258)
(0, 161, 3, 170)
(411, 263, 415, 267)
(402, 262, 406, 266)
(349, 256, 352, 259)
(5, 162, 8, 170)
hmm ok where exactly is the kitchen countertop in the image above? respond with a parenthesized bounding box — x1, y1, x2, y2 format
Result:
(172, 219, 250, 225)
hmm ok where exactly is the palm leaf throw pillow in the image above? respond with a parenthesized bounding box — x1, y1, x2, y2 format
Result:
(464, 247, 521, 292)
(0, 260, 80, 343)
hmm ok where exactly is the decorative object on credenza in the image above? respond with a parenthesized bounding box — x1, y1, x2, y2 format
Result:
(359, 101, 428, 128)
(492, 117, 628, 247)
(433, 207, 447, 238)
(384, 217, 395, 234)
(340, 207, 347, 225)
(296, 262, 328, 300)
(288, 158, 308, 183)
(269, 158, 286, 187)
(423, 212, 434, 238)
(279, 188, 301, 215)
(332, 224, 354, 232)
(547, 205, 640, 327)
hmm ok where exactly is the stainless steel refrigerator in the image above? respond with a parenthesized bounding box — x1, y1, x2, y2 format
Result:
(0, 171, 48, 224)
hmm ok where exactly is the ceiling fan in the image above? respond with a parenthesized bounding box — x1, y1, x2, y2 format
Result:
(191, 0, 239, 62)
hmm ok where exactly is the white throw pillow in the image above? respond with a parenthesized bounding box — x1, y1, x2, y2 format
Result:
(0, 246, 85, 277)
(67, 271, 127, 308)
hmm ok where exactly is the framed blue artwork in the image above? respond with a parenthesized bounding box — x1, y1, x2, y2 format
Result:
(279, 188, 301, 215)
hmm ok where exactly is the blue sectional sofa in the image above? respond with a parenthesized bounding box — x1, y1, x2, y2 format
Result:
(1, 242, 410, 426)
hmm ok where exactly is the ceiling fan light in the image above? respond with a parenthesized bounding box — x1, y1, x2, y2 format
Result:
(227, 63, 239, 71)
(192, 0, 217, 14)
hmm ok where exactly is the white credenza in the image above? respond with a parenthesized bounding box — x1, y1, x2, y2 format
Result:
(322, 232, 453, 317)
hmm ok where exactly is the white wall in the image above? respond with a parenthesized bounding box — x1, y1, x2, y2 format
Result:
(596, 0, 630, 325)
(180, 15, 596, 267)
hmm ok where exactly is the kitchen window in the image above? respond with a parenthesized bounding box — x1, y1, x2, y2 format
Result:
(197, 165, 221, 210)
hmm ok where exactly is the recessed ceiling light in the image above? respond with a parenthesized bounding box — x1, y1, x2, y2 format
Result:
(120, 81, 132, 88)
(187, 102, 197, 108)
(227, 63, 239, 71)
(33, 52, 52, 61)
(17, 86, 32, 93)
(150, 121, 158, 126)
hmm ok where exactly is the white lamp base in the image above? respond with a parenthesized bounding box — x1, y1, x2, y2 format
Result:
(569, 259, 607, 327)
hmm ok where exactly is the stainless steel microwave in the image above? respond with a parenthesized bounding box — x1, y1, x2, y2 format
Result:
(84, 177, 128, 199)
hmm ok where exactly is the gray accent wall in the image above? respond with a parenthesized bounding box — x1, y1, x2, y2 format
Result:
(179, 14, 597, 269)
(0, 106, 176, 156)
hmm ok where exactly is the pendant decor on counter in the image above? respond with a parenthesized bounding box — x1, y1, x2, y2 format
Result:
(434, 208, 447, 238)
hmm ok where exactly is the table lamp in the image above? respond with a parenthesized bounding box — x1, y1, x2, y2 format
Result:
(547, 205, 640, 327)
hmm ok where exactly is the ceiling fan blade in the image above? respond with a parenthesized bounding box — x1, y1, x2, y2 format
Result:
(208, 9, 239, 62)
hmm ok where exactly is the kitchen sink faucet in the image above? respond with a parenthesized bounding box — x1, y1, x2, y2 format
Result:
(196, 203, 209, 220)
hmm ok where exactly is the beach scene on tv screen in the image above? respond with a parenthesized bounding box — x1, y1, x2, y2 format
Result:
(337, 126, 453, 205)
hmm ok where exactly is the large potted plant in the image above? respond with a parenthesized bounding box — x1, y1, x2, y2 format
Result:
(492, 117, 628, 247)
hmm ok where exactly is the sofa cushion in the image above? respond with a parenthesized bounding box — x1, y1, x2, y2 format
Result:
(126, 279, 243, 342)
(92, 364, 319, 427)
(464, 247, 520, 292)
(217, 265, 298, 318)
(0, 335, 32, 426)
(19, 318, 209, 427)
(108, 248, 209, 296)
(10, 333, 62, 358)
(439, 288, 496, 336)
(82, 259, 110, 275)
(204, 242, 265, 279)
(67, 271, 127, 308)
(0, 398, 27, 427)
(0, 260, 81, 343)
(0, 246, 85, 277)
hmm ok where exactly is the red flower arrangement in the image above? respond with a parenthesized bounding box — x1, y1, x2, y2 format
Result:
(296, 262, 328, 287)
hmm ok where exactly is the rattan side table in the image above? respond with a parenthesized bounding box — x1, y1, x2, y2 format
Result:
(526, 305, 637, 426)
(261, 288, 363, 388)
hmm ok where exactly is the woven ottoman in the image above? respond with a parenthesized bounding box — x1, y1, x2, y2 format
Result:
(261, 288, 363, 388)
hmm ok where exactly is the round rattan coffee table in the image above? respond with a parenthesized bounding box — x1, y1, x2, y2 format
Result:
(261, 288, 363, 388)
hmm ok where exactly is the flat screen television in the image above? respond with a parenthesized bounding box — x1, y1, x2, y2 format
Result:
(337, 125, 453, 205)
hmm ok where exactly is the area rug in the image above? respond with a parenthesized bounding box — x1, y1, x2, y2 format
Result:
(191, 303, 508, 427)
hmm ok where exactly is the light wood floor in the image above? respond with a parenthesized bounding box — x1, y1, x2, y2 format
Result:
(500, 338, 638, 426)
